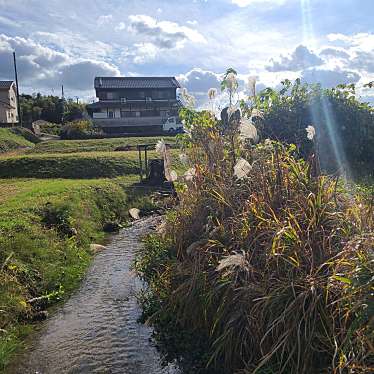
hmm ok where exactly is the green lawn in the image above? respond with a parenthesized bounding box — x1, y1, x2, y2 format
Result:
(29, 136, 176, 154)
(0, 149, 183, 179)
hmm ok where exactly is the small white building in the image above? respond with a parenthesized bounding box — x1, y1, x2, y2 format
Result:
(0, 81, 18, 125)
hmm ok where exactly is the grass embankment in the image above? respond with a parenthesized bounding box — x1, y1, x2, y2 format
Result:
(0, 176, 154, 370)
(29, 136, 176, 154)
(0, 151, 140, 178)
(0, 149, 182, 179)
(0, 129, 35, 153)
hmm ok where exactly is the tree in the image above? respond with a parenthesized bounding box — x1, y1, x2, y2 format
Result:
(19, 93, 86, 125)
(250, 80, 374, 177)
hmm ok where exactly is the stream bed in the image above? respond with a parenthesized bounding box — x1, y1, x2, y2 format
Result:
(11, 217, 178, 374)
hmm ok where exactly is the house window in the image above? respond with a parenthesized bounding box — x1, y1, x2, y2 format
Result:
(108, 110, 114, 118)
(107, 92, 114, 100)
(153, 90, 171, 99)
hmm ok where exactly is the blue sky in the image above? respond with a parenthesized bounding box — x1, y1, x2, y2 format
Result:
(0, 0, 373, 105)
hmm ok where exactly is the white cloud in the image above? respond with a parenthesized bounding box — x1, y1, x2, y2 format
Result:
(0, 15, 20, 28)
(267, 45, 323, 72)
(128, 14, 206, 49)
(319, 48, 350, 59)
(327, 33, 374, 52)
(115, 22, 126, 31)
(132, 42, 159, 64)
(0, 33, 120, 93)
(231, 0, 287, 7)
(97, 14, 113, 26)
(301, 68, 361, 88)
(60, 60, 120, 90)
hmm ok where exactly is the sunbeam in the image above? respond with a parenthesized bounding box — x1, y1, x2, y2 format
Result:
(300, 0, 350, 177)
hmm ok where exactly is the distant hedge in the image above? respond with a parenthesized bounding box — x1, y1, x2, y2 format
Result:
(0, 152, 140, 178)
(251, 80, 374, 177)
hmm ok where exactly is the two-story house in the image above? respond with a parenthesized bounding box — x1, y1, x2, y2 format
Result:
(0, 81, 18, 125)
(86, 76, 182, 135)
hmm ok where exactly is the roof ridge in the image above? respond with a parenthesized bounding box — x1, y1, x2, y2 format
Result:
(95, 76, 176, 79)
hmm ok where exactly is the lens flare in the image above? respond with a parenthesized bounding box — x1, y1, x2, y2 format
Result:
(300, 0, 350, 178)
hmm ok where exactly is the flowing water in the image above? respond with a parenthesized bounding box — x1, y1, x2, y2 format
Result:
(12, 217, 178, 374)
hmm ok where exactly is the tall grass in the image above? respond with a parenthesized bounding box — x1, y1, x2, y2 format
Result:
(136, 106, 373, 373)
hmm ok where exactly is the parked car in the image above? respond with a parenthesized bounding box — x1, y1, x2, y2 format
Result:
(162, 116, 184, 134)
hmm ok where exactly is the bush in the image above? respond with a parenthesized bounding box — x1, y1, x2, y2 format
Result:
(60, 120, 103, 140)
(38, 121, 62, 136)
(249, 80, 374, 177)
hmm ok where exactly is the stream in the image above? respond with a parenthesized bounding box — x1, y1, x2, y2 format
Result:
(11, 217, 178, 374)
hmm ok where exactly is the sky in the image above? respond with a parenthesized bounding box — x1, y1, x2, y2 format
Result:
(0, 0, 373, 106)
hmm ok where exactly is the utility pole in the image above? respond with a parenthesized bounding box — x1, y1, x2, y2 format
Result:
(75, 96, 79, 104)
(61, 85, 65, 125)
(13, 51, 22, 127)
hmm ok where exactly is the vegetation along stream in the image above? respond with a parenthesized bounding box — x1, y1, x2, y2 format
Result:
(11, 217, 179, 374)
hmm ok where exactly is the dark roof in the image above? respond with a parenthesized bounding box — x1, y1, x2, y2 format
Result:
(0, 81, 14, 90)
(86, 99, 182, 109)
(94, 77, 180, 89)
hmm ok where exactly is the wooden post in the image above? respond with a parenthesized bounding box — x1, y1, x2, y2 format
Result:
(144, 145, 148, 177)
(61, 85, 65, 125)
(138, 145, 143, 181)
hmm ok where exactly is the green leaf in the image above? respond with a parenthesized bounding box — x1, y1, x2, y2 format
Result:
(332, 275, 352, 285)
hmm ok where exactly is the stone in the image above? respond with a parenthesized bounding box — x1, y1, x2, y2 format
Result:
(129, 208, 141, 220)
(103, 221, 121, 232)
(33, 310, 49, 321)
(90, 244, 107, 253)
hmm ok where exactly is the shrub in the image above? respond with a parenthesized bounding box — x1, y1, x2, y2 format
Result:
(60, 120, 103, 140)
(38, 121, 62, 136)
(249, 80, 374, 177)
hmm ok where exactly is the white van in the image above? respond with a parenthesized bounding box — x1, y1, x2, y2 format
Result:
(162, 117, 184, 134)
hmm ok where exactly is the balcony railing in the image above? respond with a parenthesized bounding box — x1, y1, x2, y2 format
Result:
(92, 116, 165, 127)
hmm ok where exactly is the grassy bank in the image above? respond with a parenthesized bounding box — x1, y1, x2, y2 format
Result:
(0, 176, 155, 371)
(0, 151, 141, 178)
(0, 129, 34, 154)
(29, 136, 176, 154)
(0, 149, 182, 179)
